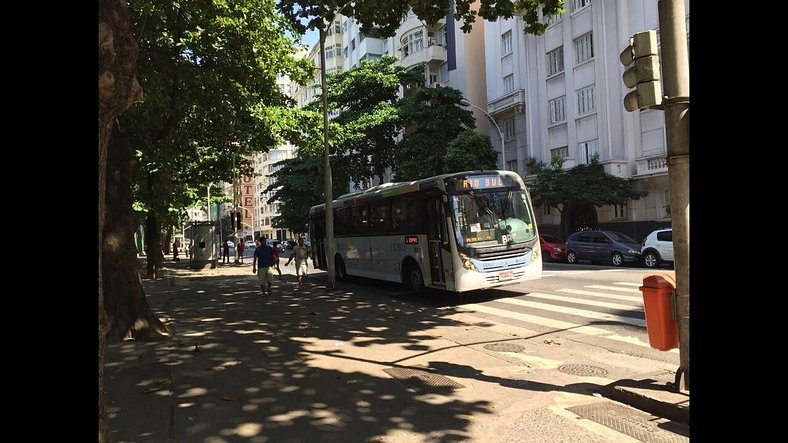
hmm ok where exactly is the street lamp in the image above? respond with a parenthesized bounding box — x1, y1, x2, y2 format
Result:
(459, 98, 506, 170)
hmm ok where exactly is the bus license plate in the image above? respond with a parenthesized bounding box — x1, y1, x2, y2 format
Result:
(499, 271, 513, 281)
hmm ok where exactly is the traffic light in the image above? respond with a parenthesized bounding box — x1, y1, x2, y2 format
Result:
(620, 30, 662, 112)
(235, 211, 242, 230)
(230, 211, 236, 229)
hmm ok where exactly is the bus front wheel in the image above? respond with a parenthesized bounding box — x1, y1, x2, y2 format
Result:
(405, 264, 425, 294)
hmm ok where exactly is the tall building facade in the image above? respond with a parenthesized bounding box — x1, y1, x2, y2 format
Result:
(483, 0, 689, 239)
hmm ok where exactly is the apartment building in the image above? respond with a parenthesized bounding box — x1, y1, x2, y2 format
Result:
(484, 0, 689, 239)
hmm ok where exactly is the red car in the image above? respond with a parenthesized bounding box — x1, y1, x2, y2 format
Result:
(540, 234, 566, 262)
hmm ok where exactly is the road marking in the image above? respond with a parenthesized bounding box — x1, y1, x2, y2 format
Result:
(614, 282, 642, 287)
(586, 285, 642, 294)
(492, 297, 646, 328)
(557, 288, 643, 303)
(459, 303, 675, 352)
(525, 292, 643, 312)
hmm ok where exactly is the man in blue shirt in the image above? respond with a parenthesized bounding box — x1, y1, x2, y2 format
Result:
(252, 236, 275, 295)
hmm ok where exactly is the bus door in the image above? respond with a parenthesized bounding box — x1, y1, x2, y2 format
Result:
(426, 196, 446, 286)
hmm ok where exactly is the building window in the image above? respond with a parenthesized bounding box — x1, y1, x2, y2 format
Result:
(613, 203, 627, 219)
(549, 96, 566, 124)
(351, 38, 355, 51)
(501, 30, 512, 55)
(572, 0, 591, 12)
(576, 85, 596, 116)
(401, 30, 424, 57)
(574, 32, 594, 64)
(546, 46, 564, 76)
(551, 146, 569, 159)
(343, 46, 348, 57)
(544, 205, 551, 215)
(578, 139, 598, 164)
(546, 13, 562, 26)
(504, 74, 515, 93)
(503, 117, 515, 140)
(335, 22, 341, 34)
(326, 46, 334, 59)
(342, 20, 347, 32)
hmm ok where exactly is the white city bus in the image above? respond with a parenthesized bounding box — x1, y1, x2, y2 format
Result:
(309, 170, 542, 293)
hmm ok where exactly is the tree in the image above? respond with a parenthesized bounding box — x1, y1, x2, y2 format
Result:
(444, 130, 499, 173)
(317, 55, 422, 186)
(526, 155, 648, 235)
(394, 86, 475, 180)
(264, 153, 349, 234)
(104, 0, 309, 342)
(99, 1, 143, 440)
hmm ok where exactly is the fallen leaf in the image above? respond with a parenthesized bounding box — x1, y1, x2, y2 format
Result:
(222, 394, 240, 401)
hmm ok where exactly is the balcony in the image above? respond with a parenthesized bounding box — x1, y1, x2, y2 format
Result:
(635, 154, 669, 177)
(488, 89, 526, 116)
(603, 160, 631, 178)
(399, 41, 446, 69)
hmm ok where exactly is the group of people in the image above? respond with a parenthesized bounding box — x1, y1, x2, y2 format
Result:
(253, 237, 310, 296)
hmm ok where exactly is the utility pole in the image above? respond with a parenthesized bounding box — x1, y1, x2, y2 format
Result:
(320, 22, 336, 289)
(658, 0, 690, 392)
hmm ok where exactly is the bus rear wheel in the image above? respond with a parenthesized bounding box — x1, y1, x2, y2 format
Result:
(335, 256, 348, 281)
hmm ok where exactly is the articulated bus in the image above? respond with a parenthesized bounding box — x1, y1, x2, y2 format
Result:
(309, 170, 542, 293)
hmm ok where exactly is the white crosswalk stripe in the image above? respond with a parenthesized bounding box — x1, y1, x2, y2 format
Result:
(614, 282, 643, 287)
(586, 284, 642, 294)
(493, 296, 646, 328)
(556, 288, 643, 303)
(525, 291, 643, 312)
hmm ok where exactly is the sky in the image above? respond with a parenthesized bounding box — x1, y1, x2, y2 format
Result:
(302, 28, 319, 49)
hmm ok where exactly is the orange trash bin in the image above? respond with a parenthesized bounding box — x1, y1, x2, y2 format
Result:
(640, 273, 679, 351)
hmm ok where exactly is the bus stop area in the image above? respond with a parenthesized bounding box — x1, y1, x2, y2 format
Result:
(106, 257, 689, 442)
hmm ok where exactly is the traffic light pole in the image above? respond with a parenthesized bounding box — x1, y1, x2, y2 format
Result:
(658, 0, 690, 392)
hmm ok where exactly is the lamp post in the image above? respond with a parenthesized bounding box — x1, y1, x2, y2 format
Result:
(459, 98, 506, 170)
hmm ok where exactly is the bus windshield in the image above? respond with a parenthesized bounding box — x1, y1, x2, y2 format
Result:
(452, 189, 537, 249)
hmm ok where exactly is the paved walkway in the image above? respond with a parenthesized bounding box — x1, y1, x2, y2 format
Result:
(106, 257, 688, 442)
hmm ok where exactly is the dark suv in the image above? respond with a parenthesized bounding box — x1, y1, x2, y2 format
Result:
(565, 230, 642, 266)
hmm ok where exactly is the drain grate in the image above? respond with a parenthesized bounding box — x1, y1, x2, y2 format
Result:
(567, 402, 689, 442)
(383, 367, 465, 394)
(558, 364, 608, 377)
(483, 343, 525, 353)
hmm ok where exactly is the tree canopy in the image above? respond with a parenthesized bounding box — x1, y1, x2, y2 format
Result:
(277, 0, 565, 37)
(444, 130, 499, 173)
(526, 155, 649, 213)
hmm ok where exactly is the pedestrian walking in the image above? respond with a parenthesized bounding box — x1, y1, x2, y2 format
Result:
(222, 241, 230, 263)
(252, 236, 275, 296)
(285, 237, 310, 289)
(238, 241, 245, 263)
(272, 241, 282, 280)
(173, 241, 180, 261)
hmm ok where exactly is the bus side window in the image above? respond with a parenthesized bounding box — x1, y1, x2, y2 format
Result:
(371, 201, 390, 234)
(351, 205, 369, 234)
(391, 198, 404, 233)
(335, 207, 350, 236)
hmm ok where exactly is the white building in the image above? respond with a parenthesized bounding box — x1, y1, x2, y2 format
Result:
(483, 0, 689, 239)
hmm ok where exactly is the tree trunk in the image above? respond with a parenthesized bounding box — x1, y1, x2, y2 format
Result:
(104, 125, 170, 342)
(145, 212, 163, 279)
(99, 0, 143, 441)
(97, 0, 142, 443)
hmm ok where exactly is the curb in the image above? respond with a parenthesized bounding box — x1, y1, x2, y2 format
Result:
(604, 377, 689, 424)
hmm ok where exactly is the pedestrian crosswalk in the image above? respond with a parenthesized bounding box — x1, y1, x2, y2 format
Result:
(451, 281, 678, 354)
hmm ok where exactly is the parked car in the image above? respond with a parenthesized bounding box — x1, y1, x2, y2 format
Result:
(244, 240, 256, 250)
(539, 234, 566, 262)
(266, 240, 285, 253)
(565, 230, 642, 266)
(641, 228, 674, 268)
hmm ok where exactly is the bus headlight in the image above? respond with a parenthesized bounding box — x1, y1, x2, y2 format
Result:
(459, 253, 477, 271)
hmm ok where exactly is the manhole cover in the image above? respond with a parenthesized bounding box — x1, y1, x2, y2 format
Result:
(558, 364, 608, 377)
(483, 343, 525, 353)
(567, 402, 689, 442)
(383, 367, 465, 394)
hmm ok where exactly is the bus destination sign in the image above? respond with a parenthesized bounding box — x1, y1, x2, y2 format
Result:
(462, 175, 504, 190)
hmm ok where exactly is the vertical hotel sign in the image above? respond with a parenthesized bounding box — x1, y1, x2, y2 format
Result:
(241, 173, 254, 234)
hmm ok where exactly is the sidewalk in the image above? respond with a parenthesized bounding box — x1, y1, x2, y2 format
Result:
(107, 257, 689, 442)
